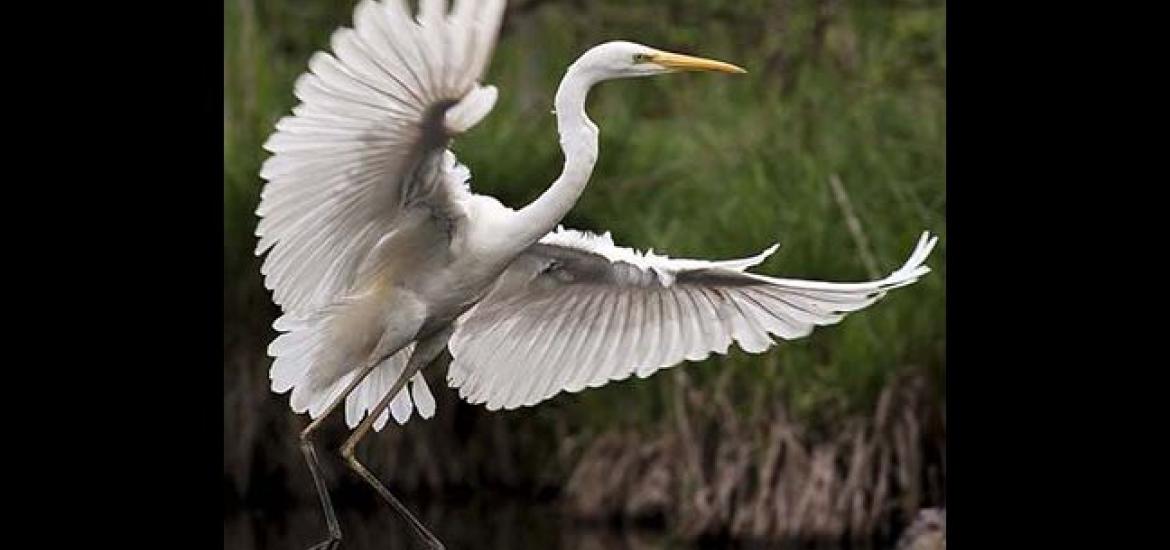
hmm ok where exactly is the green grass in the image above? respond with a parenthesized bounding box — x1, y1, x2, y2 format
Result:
(225, 0, 945, 431)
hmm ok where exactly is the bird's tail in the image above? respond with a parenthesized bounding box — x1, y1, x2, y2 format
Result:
(267, 308, 363, 420)
(267, 299, 434, 429)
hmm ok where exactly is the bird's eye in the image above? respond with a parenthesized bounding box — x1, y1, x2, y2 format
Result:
(632, 53, 651, 63)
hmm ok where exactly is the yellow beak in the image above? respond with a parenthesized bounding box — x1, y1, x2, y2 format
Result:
(649, 51, 747, 74)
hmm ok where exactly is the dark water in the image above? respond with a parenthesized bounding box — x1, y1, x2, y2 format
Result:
(223, 500, 856, 550)
(225, 501, 670, 550)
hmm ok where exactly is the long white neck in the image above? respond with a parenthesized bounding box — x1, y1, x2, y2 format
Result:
(509, 61, 601, 248)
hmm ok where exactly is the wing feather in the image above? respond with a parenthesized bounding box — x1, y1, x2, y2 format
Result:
(518, 291, 583, 406)
(450, 227, 938, 410)
(256, 0, 507, 315)
(677, 287, 712, 361)
(595, 289, 634, 387)
(540, 290, 601, 404)
(563, 289, 615, 393)
(694, 286, 734, 355)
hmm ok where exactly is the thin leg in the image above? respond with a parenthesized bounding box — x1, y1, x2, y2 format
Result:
(298, 359, 383, 550)
(340, 327, 453, 550)
(302, 441, 341, 550)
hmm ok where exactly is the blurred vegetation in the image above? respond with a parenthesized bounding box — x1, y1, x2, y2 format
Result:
(225, 0, 945, 539)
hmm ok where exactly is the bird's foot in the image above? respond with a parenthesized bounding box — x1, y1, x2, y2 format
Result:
(405, 528, 444, 550)
(307, 536, 342, 550)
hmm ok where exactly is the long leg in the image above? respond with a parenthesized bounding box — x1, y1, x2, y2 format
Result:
(298, 359, 382, 550)
(298, 310, 426, 550)
(340, 326, 453, 550)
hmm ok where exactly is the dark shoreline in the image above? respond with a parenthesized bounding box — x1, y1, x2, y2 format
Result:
(225, 365, 943, 548)
(223, 501, 936, 550)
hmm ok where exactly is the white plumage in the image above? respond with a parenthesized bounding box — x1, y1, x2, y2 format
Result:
(258, 0, 936, 430)
(258, 0, 506, 431)
(254, 1, 937, 546)
(256, 0, 505, 317)
(448, 228, 936, 411)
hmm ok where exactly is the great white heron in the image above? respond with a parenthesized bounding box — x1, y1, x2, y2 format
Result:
(255, 0, 937, 548)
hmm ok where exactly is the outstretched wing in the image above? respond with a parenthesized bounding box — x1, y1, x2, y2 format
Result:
(255, 0, 506, 315)
(447, 228, 938, 411)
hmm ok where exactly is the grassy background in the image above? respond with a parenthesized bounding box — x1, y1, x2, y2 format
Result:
(224, 0, 945, 537)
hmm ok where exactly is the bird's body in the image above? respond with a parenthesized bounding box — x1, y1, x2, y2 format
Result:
(254, 1, 937, 547)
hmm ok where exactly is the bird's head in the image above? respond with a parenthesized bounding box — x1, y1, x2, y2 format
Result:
(575, 41, 746, 81)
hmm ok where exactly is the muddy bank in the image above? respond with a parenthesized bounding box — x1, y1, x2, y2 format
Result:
(561, 371, 945, 543)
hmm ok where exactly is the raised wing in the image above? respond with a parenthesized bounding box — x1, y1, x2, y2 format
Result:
(448, 227, 938, 411)
(255, 0, 506, 315)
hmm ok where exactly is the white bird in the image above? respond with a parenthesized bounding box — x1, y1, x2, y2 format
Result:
(255, 1, 937, 548)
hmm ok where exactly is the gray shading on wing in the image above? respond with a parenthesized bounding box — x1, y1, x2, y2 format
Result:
(257, 0, 506, 427)
(448, 227, 937, 411)
(255, 0, 506, 316)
